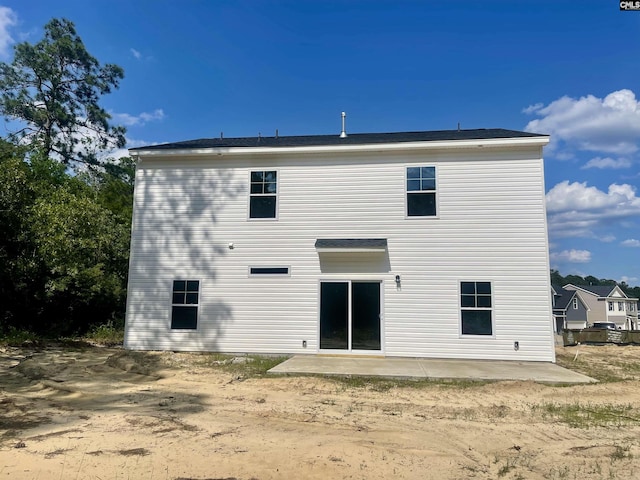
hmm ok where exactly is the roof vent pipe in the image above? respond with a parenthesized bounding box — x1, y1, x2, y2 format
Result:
(340, 111, 347, 138)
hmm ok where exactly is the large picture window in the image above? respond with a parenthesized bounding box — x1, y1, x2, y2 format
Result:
(171, 280, 199, 329)
(406, 166, 436, 216)
(250, 170, 277, 219)
(460, 281, 492, 335)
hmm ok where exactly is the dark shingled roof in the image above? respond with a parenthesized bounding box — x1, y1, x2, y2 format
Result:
(131, 128, 546, 151)
(570, 285, 617, 297)
(552, 285, 576, 311)
(315, 239, 388, 249)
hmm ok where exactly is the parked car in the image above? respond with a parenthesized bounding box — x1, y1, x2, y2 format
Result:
(590, 322, 618, 330)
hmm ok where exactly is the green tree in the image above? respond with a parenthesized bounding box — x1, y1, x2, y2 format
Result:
(29, 186, 130, 333)
(0, 18, 125, 166)
(0, 145, 132, 335)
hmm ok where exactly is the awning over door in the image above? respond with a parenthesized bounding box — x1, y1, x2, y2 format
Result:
(315, 238, 388, 253)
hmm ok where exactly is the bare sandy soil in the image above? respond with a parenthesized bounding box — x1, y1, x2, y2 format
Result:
(1, 344, 640, 480)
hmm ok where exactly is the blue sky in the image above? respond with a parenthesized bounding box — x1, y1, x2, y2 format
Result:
(1, 1, 639, 285)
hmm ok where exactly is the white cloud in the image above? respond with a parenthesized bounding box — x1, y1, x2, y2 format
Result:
(546, 181, 640, 213)
(621, 275, 639, 285)
(130, 48, 141, 59)
(621, 239, 640, 247)
(546, 181, 640, 238)
(0, 6, 17, 58)
(111, 109, 165, 127)
(550, 249, 592, 263)
(582, 156, 632, 170)
(524, 89, 640, 155)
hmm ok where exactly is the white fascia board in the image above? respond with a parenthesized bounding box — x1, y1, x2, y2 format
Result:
(130, 136, 550, 158)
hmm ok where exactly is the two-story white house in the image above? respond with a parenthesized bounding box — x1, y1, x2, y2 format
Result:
(124, 127, 556, 362)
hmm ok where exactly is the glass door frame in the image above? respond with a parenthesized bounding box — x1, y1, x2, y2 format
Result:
(318, 279, 384, 355)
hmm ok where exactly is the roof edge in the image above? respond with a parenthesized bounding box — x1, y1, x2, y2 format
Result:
(131, 135, 549, 157)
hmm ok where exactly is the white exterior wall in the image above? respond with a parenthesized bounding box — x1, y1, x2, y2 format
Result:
(125, 143, 555, 361)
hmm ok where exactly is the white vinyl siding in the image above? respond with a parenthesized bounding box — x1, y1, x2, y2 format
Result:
(125, 143, 554, 361)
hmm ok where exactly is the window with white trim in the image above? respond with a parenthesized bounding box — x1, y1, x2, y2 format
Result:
(573, 298, 578, 310)
(619, 301, 624, 312)
(406, 167, 436, 216)
(250, 170, 277, 219)
(171, 280, 199, 329)
(608, 301, 614, 311)
(460, 281, 492, 335)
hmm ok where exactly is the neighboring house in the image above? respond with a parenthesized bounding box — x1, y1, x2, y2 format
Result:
(562, 285, 639, 330)
(551, 285, 588, 332)
(124, 127, 556, 362)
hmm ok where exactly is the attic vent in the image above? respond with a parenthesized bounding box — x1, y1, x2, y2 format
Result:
(340, 111, 347, 138)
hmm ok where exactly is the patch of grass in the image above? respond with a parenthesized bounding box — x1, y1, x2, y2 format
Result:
(329, 375, 489, 392)
(194, 354, 288, 378)
(546, 464, 571, 479)
(85, 321, 124, 346)
(554, 346, 640, 383)
(0, 327, 41, 346)
(497, 461, 516, 477)
(535, 402, 640, 428)
(610, 444, 632, 462)
(555, 351, 626, 383)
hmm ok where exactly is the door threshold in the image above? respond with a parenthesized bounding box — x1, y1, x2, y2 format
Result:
(318, 353, 385, 358)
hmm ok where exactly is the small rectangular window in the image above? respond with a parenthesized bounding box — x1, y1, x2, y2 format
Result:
(609, 301, 614, 311)
(619, 301, 624, 312)
(249, 267, 290, 276)
(573, 298, 578, 310)
(250, 170, 277, 219)
(171, 280, 199, 329)
(461, 281, 492, 335)
(406, 166, 436, 216)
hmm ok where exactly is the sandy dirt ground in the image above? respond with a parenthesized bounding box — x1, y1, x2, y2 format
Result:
(1, 344, 640, 480)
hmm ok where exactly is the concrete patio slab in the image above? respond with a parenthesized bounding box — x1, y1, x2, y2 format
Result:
(268, 355, 596, 384)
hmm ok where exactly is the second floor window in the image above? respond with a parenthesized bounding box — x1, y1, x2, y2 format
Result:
(573, 298, 578, 310)
(406, 166, 436, 216)
(250, 170, 277, 219)
(608, 301, 614, 311)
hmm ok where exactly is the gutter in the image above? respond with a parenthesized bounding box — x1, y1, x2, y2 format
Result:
(130, 136, 550, 158)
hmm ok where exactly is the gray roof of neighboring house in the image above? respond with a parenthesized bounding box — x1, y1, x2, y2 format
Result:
(552, 285, 577, 311)
(130, 128, 547, 151)
(569, 285, 617, 297)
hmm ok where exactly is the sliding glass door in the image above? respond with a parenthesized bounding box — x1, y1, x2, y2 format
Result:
(320, 281, 381, 351)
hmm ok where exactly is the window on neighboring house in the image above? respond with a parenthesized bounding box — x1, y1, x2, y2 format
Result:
(460, 281, 492, 335)
(619, 301, 625, 312)
(250, 170, 277, 219)
(608, 301, 614, 311)
(406, 166, 436, 216)
(573, 298, 578, 310)
(630, 303, 635, 312)
(171, 280, 199, 329)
